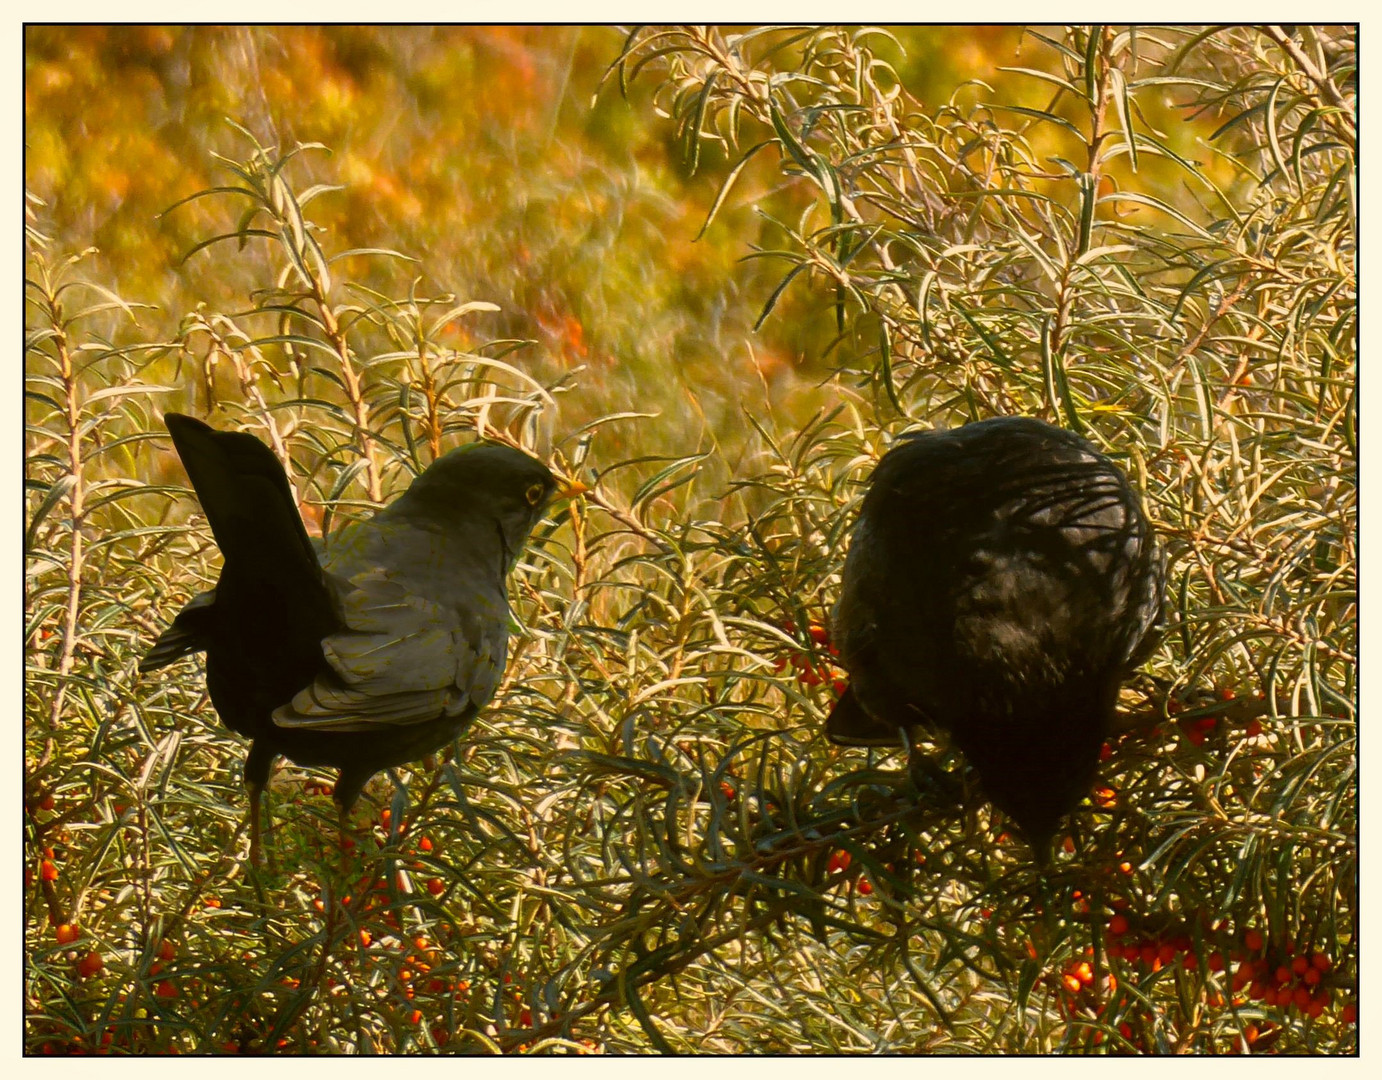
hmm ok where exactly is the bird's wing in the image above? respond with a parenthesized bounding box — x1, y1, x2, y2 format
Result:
(139, 588, 217, 673)
(272, 525, 508, 732)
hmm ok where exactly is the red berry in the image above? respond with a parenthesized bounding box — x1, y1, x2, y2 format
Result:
(39, 794, 56, 812)
(1341, 1003, 1357, 1024)
(156, 980, 177, 999)
(1218, 688, 1236, 701)
(856, 878, 873, 896)
(1244, 719, 1263, 738)
(1292, 986, 1311, 1010)
(1108, 914, 1129, 938)
(418, 836, 433, 853)
(76, 951, 103, 978)
(1099, 742, 1113, 761)
(808, 624, 830, 644)
(1195, 716, 1218, 732)
(1310, 952, 1331, 973)
(158, 939, 175, 961)
(1208, 951, 1225, 973)
(827, 851, 852, 873)
(54, 923, 80, 945)
(1292, 955, 1309, 976)
(426, 878, 444, 896)
(1158, 943, 1176, 965)
(1274, 965, 1291, 986)
(1244, 928, 1264, 952)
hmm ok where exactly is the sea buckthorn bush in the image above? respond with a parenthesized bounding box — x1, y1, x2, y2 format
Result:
(26, 26, 1353, 1054)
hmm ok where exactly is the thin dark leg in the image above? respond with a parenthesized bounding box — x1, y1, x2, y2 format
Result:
(247, 780, 264, 868)
(243, 742, 278, 870)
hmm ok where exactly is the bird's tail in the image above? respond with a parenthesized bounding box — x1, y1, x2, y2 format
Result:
(164, 413, 321, 575)
(143, 415, 335, 674)
(824, 685, 909, 746)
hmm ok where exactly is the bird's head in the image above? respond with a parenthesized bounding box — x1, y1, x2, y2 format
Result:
(389, 442, 588, 566)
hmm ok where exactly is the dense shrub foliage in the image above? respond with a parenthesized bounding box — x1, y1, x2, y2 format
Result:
(26, 25, 1354, 1054)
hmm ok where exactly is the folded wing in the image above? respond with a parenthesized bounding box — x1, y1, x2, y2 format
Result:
(273, 525, 508, 732)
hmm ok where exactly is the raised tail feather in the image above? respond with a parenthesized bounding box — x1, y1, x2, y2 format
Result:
(141, 414, 336, 678)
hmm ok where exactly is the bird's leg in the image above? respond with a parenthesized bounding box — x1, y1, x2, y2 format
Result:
(247, 780, 264, 870)
(243, 743, 278, 872)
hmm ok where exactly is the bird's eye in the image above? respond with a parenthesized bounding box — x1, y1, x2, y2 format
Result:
(525, 482, 546, 506)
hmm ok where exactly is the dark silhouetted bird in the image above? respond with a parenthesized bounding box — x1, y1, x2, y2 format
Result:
(140, 414, 586, 865)
(825, 416, 1164, 858)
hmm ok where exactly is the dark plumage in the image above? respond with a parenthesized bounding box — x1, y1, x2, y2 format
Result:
(140, 414, 584, 864)
(825, 416, 1164, 857)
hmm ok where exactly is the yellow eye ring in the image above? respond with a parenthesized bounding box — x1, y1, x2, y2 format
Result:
(525, 481, 546, 506)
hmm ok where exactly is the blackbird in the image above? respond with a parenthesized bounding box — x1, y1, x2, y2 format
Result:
(825, 416, 1164, 858)
(140, 413, 586, 864)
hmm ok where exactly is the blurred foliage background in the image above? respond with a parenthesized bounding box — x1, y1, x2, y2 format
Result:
(26, 25, 1354, 1054)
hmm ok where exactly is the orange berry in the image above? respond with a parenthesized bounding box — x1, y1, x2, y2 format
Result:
(409, 1010, 422, 1025)
(1218, 688, 1236, 701)
(205, 897, 221, 909)
(1108, 914, 1129, 938)
(54, 923, 80, 945)
(418, 836, 433, 853)
(827, 851, 852, 873)
(1118, 861, 1134, 875)
(1073, 962, 1093, 985)
(358, 930, 372, 948)
(426, 878, 444, 896)
(40, 859, 58, 882)
(1062, 974, 1082, 994)
(76, 951, 103, 978)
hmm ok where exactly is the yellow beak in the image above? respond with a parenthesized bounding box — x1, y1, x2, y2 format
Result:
(554, 476, 591, 501)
